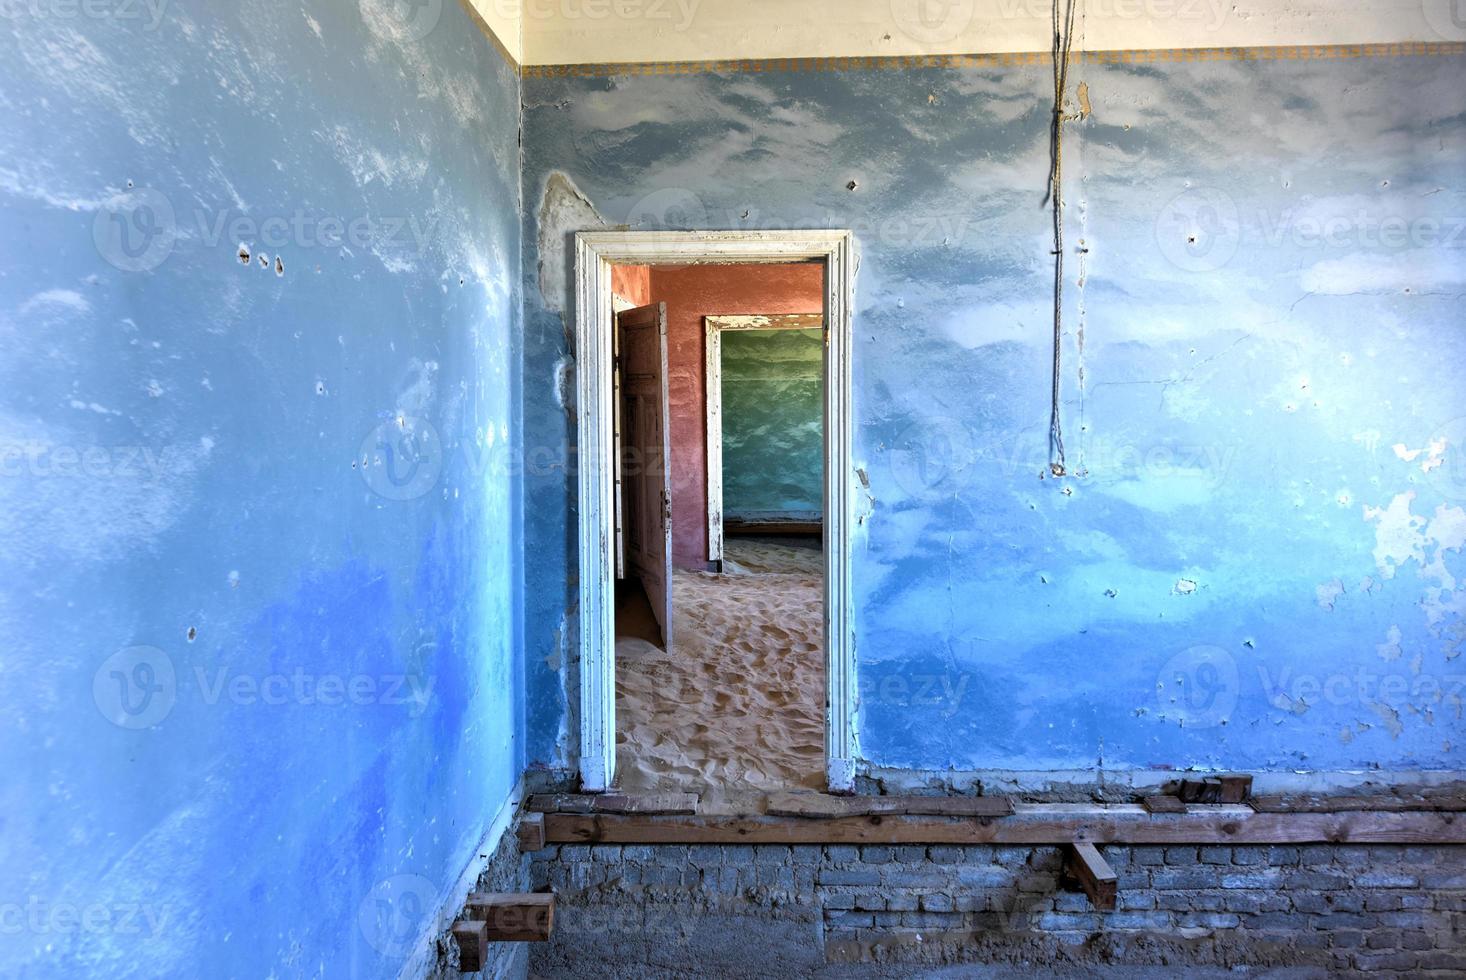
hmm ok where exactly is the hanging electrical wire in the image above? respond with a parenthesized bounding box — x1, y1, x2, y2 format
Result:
(1045, 0, 1080, 478)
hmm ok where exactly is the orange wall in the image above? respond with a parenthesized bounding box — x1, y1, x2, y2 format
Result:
(648, 263, 825, 569)
(612, 264, 651, 307)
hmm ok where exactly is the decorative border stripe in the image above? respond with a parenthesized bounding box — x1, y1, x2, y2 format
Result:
(522, 42, 1464, 77)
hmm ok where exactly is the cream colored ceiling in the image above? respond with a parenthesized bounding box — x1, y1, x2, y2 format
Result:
(471, 0, 1464, 66)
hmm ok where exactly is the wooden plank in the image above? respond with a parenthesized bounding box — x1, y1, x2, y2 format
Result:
(1177, 778, 1223, 804)
(724, 520, 825, 536)
(1143, 795, 1188, 814)
(517, 812, 546, 852)
(1218, 774, 1254, 804)
(543, 808, 1466, 846)
(767, 792, 1014, 819)
(452, 920, 488, 972)
(527, 793, 698, 815)
(1251, 795, 1466, 814)
(464, 893, 555, 943)
(1065, 843, 1118, 911)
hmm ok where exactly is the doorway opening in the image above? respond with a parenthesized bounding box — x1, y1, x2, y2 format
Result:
(573, 232, 857, 797)
(612, 275, 828, 805)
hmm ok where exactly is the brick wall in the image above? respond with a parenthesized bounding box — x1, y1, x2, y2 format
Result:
(428, 826, 533, 980)
(528, 842, 1466, 976)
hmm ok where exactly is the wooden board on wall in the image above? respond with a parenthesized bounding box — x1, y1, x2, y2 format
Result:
(543, 809, 1466, 846)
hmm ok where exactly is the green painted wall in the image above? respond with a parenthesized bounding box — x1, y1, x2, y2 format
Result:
(721, 329, 823, 520)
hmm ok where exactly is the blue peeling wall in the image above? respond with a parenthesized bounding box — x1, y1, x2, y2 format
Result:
(722, 328, 824, 521)
(1, 1, 521, 976)
(522, 53, 1466, 779)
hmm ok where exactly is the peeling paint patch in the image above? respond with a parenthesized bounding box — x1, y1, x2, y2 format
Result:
(18, 288, 90, 317)
(1316, 579, 1345, 611)
(553, 356, 575, 412)
(1392, 438, 1448, 473)
(1377, 625, 1404, 662)
(1364, 492, 1426, 579)
(1370, 701, 1404, 738)
(536, 171, 607, 315)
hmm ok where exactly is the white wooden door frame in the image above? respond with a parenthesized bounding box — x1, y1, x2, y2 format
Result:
(574, 230, 859, 794)
(704, 313, 827, 567)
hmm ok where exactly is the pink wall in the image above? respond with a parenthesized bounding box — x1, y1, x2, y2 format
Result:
(638, 263, 825, 570)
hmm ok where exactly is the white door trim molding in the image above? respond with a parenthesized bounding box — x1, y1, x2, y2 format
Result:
(573, 230, 859, 793)
(704, 313, 826, 567)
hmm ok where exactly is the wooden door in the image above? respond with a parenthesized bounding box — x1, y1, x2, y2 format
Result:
(617, 303, 673, 649)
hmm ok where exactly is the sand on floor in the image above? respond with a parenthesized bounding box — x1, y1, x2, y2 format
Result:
(615, 537, 825, 808)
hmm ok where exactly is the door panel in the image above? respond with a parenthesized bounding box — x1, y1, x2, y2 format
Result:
(617, 303, 673, 649)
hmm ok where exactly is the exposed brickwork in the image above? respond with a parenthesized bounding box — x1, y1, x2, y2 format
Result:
(428, 825, 533, 980)
(530, 842, 1466, 975)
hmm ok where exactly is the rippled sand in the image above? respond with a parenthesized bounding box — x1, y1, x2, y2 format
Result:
(615, 537, 825, 808)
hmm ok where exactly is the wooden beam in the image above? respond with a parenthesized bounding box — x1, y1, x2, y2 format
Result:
(1251, 794, 1466, 814)
(1218, 774, 1254, 804)
(542, 807, 1466, 846)
(1142, 795, 1188, 815)
(767, 792, 1014, 819)
(1177, 778, 1223, 805)
(452, 920, 488, 973)
(527, 793, 698, 815)
(464, 893, 555, 943)
(724, 520, 824, 536)
(1065, 843, 1118, 911)
(517, 812, 546, 852)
